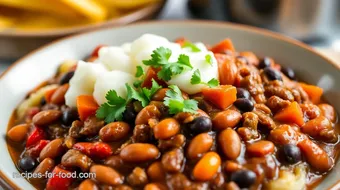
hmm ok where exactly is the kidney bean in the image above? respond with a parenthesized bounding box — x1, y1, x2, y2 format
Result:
(99, 122, 130, 142)
(147, 162, 166, 182)
(135, 105, 161, 125)
(61, 149, 92, 172)
(32, 158, 55, 180)
(120, 143, 159, 162)
(161, 148, 184, 173)
(218, 128, 241, 160)
(192, 152, 221, 181)
(90, 165, 123, 186)
(153, 118, 180, 140)
(158, 134, 186, 151)
(269, 125, 299, 145)
(318, 104, 336, 122)
(247, 140, 275, 157)
(32, 110, 62, 126)
(212, 110, 242, 130)
(152, 88, 169, 101)
(224, 161, 243, 173)
(187, 133, 213, 159)
(39, 138, 64, 161)
(104, 155, 124, 170)
(301, 116, 337, 143)
(144, 183, 168, 190)
(78, 179, 99, 190)
(51, 84, 69, 105)
(7, 124, 29, 142)
(127, 167, 148, 186)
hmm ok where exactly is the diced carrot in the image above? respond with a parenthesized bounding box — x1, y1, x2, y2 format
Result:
(202, 85, 237, 110)
(274, 101, 304, 126)
(214, 53, 237, 85)
(239, 51, 259, 66)
(91, 44, 106, 57)
(211, 38, 235, 53)
(174, 37, 188, 47)
(46, 166, 74, 190)
(45, 87, 57, 103)
(77, 95, 99, 121)
(141, 67, 167, 88)
(299, 82, 323, 104)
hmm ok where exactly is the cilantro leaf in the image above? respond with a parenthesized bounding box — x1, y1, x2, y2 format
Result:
(105, 90, 126, 106)
(190, 69, 219, 88)
(207, 78, 219, 88)
(142, 47, 193, 81)
(190, 69, 201, 85)
(135, 66, 145, 77)
(205, 54, 213, 65)
(126, 84, 148, 107)
(142, 79, 162, 101)
(133, 80, 143, 88)
(182, 42, 201, 52)
(96, 90, 127, 122)
(164, 85, 198, 114)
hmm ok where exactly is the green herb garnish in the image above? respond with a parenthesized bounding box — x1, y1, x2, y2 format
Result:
(182, 42, 201, 52)
(205, 54, 213, 65)
(190, 69, 219, 88)
(164, 85, 198, 114)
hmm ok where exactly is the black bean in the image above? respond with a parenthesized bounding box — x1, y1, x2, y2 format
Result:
(62, 108, 79, 126)
(40, 97, 46, 106)
(263, 67, 282, 81)
(258, 57, 272, 69)
(236, 88, 250, 99)
(59, 71, 75, 85)
(281, 144, 302, 164)
(18, 156, 36, 172)
(230, 169, 256, 188)
(234, 98, 254, 112)
(189, 116, 212, 135)
(281, 67, 296, 80)
(123, 104, 136, 125)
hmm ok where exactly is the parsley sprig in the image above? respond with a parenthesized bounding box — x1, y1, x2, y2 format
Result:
(142, 47, 193, 81)
(96, 79, 161, 123)
(164, 85, 198, 114)
(182, 42, 201, 52)
(190, 69, 219, 88)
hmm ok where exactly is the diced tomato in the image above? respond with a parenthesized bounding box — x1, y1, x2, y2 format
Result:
(211, 38, 235, 54)
(202, 85, 237, 110)
(45, 88, 58, 103)
(46, 166, 74, 190)
(141, 67, 167, 88)
(26, 140, 50, 157)
(26, 127, 46, 148)
(274, 101, 305, 127)
(174, 37, 188, 46)
(91, 45, 106, 58)
(76, 95, 99, 121)
(73, 142, 112, 159)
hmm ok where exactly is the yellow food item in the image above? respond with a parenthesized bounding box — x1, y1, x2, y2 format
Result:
(102, 0, 161, 9)
(0, 15, 14, 29)
(60, 0, 108, 21)
(266, 165, 306, 190)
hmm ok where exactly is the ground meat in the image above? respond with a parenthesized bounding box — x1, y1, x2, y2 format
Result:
(266, 96, 290, 113)
(79, 116, 105, 136)
(132, 124, 152, 143)
(264, 85, 294, 102)
(239, 66, 266, 104)
(47, 124, 67, 139)
(61, 149, 92, 172)
(167, 173, 191, 190)
(158, 134, 186, 151)
(161, 148, 184, 173)
(127, 167, 148, 187)
(300, 104, 321, 120)
(238, 112, 259, 141)
(253, 110, 276, 130)
(69, 120, 83, 138)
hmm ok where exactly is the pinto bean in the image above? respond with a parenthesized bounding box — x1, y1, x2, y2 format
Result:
(318, 104, 336, 122)
(78, 179, 99, 190)
(153, 118, 180, 140)
(32, 158, 55, 180)
(192, 152, 221, 181)
(39, 138, 64, 161)
(32, 110, 62, 126)
(247, 140, 275, 157)
(161, 148, 184, 173)
(147, 162, 166, 182)
(50, 84, 69, 105)
(218, 128, 241, 160)
(187, 133, 213, 159)
(99, 122, 130, 142)
(212, 110, 242, 130)
(301, 116, 337, 143)
(135, 105, 161, 125)
(90, 165, 123, 186)
(120, 143, 159, 162)
(7, 124, 29, 142)
(61, 149, 92, 172)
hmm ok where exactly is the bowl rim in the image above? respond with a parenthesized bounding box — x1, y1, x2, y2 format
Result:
(0, 2, 165, 37)
(1, 20, 339, 189)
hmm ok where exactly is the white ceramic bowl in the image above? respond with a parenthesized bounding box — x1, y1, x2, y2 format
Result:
(0, 21, 339, 189)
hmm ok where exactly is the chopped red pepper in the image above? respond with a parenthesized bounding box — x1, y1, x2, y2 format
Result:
(91, 44, 106, 58)
(46, 166, 74, 190)
(73, 142, 112, 159)
(26, 127, 46, 148)
(26, 140, 50, 157)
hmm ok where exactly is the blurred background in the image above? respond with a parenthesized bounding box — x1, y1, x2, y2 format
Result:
(0, 0, 339, 74)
